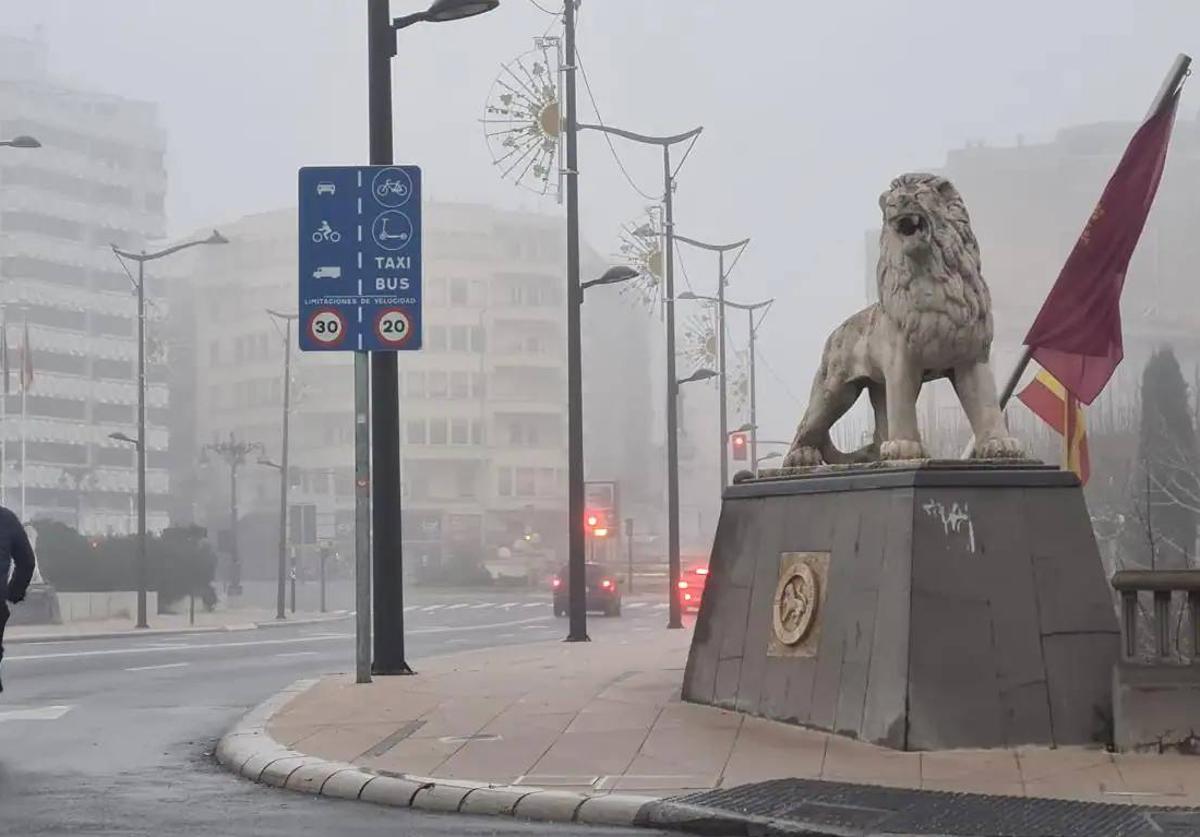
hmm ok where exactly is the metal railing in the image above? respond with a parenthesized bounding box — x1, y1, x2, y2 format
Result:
(1111, 569, 1200, 661)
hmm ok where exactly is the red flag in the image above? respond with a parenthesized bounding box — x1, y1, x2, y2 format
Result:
(1023, 89, 1181, 405)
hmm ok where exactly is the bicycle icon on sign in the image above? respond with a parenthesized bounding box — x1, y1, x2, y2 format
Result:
(312, 220, 342, 243)
(375, 179, 409, 200)
(371, 167, 414, 208)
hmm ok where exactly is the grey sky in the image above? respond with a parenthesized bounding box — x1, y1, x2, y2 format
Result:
(2, 0, 1197, 436)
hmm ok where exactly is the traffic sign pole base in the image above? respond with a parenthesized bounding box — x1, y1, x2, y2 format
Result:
(564, 633, 591, 643)
(372, 662, 416, 676)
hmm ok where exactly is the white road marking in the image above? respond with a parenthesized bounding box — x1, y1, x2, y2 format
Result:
(403, 606, 418, 612)
(275, 651, 318, 658)
(125, 662, 190, 672)
(498, 603, 521, 610)
(651, 603, 669, 610)
(421, 605, 446, 612)
(625, 602, 647, 609)
(468, 603, 493, 609)
(443, 603, 470, 610)
(0, 704, 73, 722)
(522, 602, 543, 608)
(8, 616, 554, 663)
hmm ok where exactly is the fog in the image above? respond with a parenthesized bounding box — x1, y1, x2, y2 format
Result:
(4, 1, 1196, 438)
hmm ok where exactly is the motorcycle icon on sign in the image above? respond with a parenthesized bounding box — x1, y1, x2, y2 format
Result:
(312, 220, 342, 243)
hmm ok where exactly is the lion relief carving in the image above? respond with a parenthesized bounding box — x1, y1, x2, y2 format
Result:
(783, 173, 1022, 467)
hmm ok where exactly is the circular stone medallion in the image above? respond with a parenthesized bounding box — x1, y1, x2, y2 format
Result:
(773, 563, 819, 646)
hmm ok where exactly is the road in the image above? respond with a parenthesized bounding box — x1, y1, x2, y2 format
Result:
(0, 592, 678, 836)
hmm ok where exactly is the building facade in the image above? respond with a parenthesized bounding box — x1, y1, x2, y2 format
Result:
(0, 33, 169, 533)
(174, 203, 580, 584)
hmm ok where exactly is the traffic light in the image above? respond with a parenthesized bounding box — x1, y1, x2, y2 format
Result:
(731, 432, 748, 461)
(584, 509, 609, 538)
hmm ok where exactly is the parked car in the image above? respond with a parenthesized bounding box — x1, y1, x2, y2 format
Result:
(552, 562, 621, 617)
(678, 564, 709, 612)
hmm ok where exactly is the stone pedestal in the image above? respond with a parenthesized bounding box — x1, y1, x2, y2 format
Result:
(681, 461, 1119, 751)
(8, 583, 62, 625)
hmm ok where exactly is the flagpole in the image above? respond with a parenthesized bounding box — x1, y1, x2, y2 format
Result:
(964, 53, 1191, 459)
(1, 304, 7, 508)
(20, 308, 27, 522)
(1063, 390, 1075, 473)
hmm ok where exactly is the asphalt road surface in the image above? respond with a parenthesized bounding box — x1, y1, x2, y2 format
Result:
(0, 592, 677, 836)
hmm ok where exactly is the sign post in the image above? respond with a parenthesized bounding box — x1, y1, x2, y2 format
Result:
(298, 163, 422, 683)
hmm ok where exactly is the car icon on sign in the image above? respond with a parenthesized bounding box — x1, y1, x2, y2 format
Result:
(313, 266, 342, 279)
(316, 182, 336, 196)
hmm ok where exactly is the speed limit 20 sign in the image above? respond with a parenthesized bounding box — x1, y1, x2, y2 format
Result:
(298, 164, 422, 352)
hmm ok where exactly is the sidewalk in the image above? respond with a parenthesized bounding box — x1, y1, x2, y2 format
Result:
(6, 606, 349, 643)
(219, 627, 1200, 833)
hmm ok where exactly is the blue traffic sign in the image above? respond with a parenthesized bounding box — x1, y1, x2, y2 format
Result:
(298, 165, 422, 351)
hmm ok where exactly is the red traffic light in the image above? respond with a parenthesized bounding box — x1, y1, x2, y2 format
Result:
(731, 432, 748, 461)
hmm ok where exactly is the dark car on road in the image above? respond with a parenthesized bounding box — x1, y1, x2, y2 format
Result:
(552, 562, 622, 617)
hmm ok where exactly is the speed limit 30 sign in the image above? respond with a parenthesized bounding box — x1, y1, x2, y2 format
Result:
(308, 309, 347, 347)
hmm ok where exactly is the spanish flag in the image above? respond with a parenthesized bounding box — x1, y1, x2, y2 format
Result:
(1016, 369, 1090, 484)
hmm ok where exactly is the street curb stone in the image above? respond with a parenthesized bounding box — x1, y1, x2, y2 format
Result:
(215, 676, 678, 832)
(7, 611, 349, 645)
(359, 775, 428, 807)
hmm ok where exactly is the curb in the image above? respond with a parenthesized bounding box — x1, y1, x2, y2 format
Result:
(215, 677, 666, 831)
(6, 611, 350, 645)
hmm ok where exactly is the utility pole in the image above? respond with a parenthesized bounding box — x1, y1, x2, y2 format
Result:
(267, 309, 297, 621)
(562, 0, 588, 642)
(367, 0, 410, 676)
(662, 143, 683, 630)
(202, 434, 263, 596)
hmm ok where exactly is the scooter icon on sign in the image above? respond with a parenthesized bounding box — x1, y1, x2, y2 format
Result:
(371, 210, 413, 252)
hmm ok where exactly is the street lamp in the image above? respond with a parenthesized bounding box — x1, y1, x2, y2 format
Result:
(755, 451, 782, 468)
(112, 230, 227, 628)
(668, 235, 750, 493)
(363, 0, 497, 680)
(266, 309, 298, 621)
(394, 0, 499, 28)
(678, 368, 718, 386)
(677, 292, 774, 476)
(0, 135, 40, 148)
(202, 434, 264, 598)
(581, 265, 639, 293)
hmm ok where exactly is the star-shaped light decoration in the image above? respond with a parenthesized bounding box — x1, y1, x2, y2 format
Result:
(481, 37, 562, 199)
(614, 208, 665, 311)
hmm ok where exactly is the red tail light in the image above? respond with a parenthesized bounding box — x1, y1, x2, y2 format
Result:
(601, 579, 613, 589)
(552, 577, 561, 588)
(678, 581, 688, 590)
(684, 593, 693, 602)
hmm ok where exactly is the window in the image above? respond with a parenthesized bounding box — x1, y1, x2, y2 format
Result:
(450, 371, 470, 399)
(471, 373, 486, 398)
(428, 326, 447, 351)
(209, 384, 222, 410)
(537, 467, 557, 497)
(429, 419, 448, 445)
(471, 420, 484, 445)
(92, 312, 131, 337)
(406, 419, 427, 444)
(450, 279, 468, 305)
(469, 280, 487, 307)
(93, 358, 132, 379)
(1, 211, 84, 241)
(427, 280, 446, 307)
(427, 371, 448, 398)
(94, 403, 133, 423)
(497, 467, 512, 497)
(406, 371, 425, 398)
(470, 326, 485, 352)
(450, 326, 468, 352)
(451, 419, 469, 445)
(456, 467, 475, 498)
(515, 467, 536, 497)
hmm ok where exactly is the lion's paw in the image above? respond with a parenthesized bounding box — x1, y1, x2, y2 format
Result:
(782, 446, 823, 467)
(880, 439, 925, 461)
(973, 436, 1024, 460)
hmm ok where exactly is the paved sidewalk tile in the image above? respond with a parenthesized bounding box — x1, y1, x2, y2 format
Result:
(260, 629, 1200, 812)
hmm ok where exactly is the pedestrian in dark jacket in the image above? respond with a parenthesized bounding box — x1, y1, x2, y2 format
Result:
(0, 507, 36, 693)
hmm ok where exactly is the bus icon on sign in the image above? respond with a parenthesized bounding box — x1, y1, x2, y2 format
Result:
(312, 266, 341, 279)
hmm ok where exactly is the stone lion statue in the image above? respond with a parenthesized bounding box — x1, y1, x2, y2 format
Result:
(783, 173, 1021, 466)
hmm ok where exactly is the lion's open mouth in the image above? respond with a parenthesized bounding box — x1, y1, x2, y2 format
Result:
(894, 214, 926, 237)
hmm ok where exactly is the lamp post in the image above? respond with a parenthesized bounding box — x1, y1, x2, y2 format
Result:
(112, 230, 226, 628)
(202, 433, 264, 598)
(365, 0, 499, 679)
(671, 235, 750, 493)
(678, 293, 773, 480)
(59, 465, 96, 531)
(0, 134, 40, 510)
(266, 309, 297, 621)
